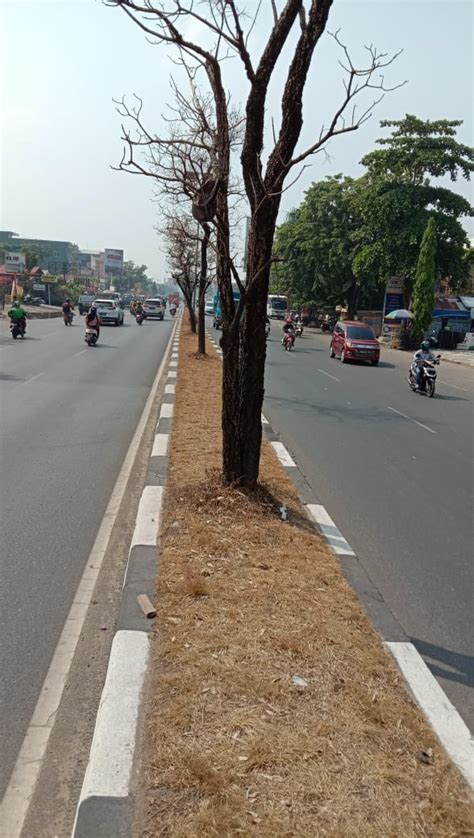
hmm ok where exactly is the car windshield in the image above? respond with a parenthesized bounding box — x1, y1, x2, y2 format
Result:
(346, 326, 375, 340)
(145, 300, 160, 305)
(96, 301, 114, 308)
(270, 299, 287, 310)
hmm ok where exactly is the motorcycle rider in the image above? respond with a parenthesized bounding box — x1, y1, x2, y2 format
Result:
(282, 317, 295, 346)
(62, 298, 74, 323)
(135, 300, 144, 320)
(413, 339, 437, 389)
(85, 303, 101, 340)
(8, 300, 28, 334)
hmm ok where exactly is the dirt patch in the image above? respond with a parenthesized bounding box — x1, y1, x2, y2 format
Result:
(136, 324, 473, 837)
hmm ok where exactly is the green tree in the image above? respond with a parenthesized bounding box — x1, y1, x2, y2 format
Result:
(272, 176, 384, 317)
(357, 116, 473, 296)
(412, 218, 437, 339)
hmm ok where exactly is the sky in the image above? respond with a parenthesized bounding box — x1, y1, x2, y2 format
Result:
(0, 0, 472, 279)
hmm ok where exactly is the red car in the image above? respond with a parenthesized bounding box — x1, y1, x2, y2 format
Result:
(329, 321, 380, 366)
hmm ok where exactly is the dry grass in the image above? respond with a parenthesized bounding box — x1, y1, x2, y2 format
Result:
(137, 324, 473, 837)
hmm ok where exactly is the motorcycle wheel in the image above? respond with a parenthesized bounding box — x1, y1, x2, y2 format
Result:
(329, 345, 335, 358)
(427, 380, 435, 397)
(341, 350, 347, 363)
(12, 332, 17, 340)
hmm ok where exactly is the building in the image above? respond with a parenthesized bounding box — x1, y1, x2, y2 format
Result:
(0, 231, 78, 276)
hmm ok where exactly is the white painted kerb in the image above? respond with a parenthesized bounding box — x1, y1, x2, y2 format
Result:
(270, 441, 296, 468)
(165, 383, 175, 395)
(152, 433, 169, 457)
(387, 642, 474, 789)
(130, 485, 164, 548)
(79, 631, 150, 800)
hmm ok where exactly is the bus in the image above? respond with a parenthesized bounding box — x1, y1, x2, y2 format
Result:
(213, 285, 240, 330)
(267, 294, 288, 319)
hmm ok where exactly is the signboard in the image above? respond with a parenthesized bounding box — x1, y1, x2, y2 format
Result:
(42, 275, 58, 283)
(33, 283, 46, 291)
(104, 248, 124, 272)
(5, 251, 26, 274)
(0, 273, 17, 285)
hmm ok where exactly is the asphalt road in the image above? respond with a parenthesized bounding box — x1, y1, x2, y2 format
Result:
(259, 324, 473, 728)
(209, 317, 473, 726)
(0, 311, 173, 799)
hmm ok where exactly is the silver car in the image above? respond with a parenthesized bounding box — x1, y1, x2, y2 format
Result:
(94, 299, 124, 326)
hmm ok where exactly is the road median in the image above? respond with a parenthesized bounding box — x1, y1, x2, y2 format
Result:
(134, 322, 472, 835)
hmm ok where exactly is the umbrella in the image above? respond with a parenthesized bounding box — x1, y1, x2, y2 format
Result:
(385, 309, 413, 319)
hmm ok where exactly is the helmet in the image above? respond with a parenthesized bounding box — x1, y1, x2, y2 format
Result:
(421, 340, 430, 351)
(12, 299, 20, 307)
(65, 298, 70, 302)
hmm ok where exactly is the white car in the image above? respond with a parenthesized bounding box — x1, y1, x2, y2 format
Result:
(205, 301, 214, 316)
(94, 299, 124, 326)
(143, 298, 165, 320)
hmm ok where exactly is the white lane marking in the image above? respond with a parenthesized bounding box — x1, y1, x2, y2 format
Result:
(130, 485, 164, 548)
(164, 383, 175, 394)
(317, 368, 340, 382)
(261, 414, 269, 425)
(387, 406, 437, 435)
(167, 371, 177, 379)
(159, 402, 174, 419)
(438, 380, 469, 392)
(0, 316, 179, 838)
(169, 361, 177, 368)
(386, 642, 474, 789)
(270, 441, 296, 468)
(74, 349, 88, 358)
(76, 631, 149, 804)
(306, 504, 356, 556)
(19, 372, 45, 386)
(0, 345, 13, 352)
(40, 330, 62, 339)
(152, 433, 169, 457)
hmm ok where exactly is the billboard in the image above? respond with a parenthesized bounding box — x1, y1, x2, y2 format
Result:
(5, 251, 26, 274)
(104, 248, 124, 273)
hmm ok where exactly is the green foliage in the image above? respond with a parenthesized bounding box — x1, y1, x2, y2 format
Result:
(272, 116, 473, 314)
(412, 218, 438, 338)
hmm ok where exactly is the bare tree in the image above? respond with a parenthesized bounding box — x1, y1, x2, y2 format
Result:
(164, 214, 200, 332)
(111, 0, 403, 486)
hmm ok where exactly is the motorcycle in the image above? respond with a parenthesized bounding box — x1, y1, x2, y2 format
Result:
(135, 311, 145, 325)
(169, 306, 177, 317)
(10, 319, 26, 339)
(282, 331, 295, 351)
(63, 310, 74, 326)
(321, 317, 337, 333)
(84, 327, 98, 347)
(265, 321, 271, 339)
(295, 323, 303, 337)
(408, 357, 440, 397)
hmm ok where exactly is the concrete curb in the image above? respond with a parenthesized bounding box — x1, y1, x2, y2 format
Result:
(207, 329, 473, 790)
(72, 317, 182, 837)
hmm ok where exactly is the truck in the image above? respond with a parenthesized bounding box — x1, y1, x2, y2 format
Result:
(267, 294, 288, 319)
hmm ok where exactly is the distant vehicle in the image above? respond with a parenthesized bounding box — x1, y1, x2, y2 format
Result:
(94, 299, 124, 326)
(330, 321, 380, 365)
(143, 298, 165, 320)
(213, 287, 240, 329)
(78, 294, 96, 315)
(24, 294, 44, 306)
(122, 293, 133, 308)
(205, 300, 214, 316)
(97, 291, 123, 308)
(267, 294, 288, 319)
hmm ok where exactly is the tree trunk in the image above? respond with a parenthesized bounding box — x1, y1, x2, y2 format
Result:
(346, 280, 360, 320)
(220, 205, 278, 486)
(180, 284, 196, 332)
(197, 223, 210, 355)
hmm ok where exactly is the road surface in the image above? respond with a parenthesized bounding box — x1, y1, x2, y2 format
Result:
(0, 311, 173, 799)
(209, 318, 473, 727)
(262, 324, 473, 728)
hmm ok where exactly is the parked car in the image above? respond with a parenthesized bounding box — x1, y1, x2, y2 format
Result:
(205, 300, 214, 316)
(94, 299, 124, 326)
(330, 321, 380, 365)
(143, 298, 165, 320)
(78, 294, 96, 315)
